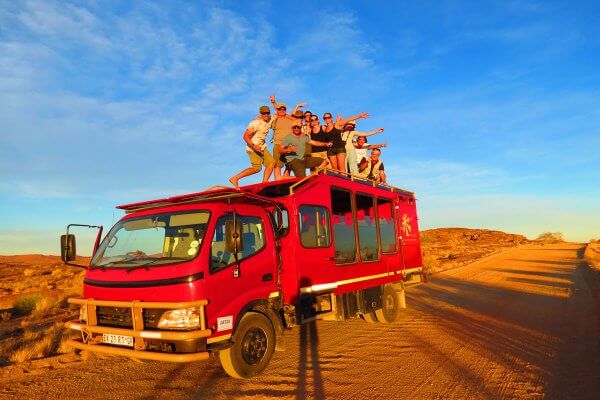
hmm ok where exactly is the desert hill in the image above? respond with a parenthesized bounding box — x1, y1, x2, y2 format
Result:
(420, 228, 529, 273)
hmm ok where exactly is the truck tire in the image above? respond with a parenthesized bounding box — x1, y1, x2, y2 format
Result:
(219, 312, 275, 379)
(361, 311, 379, 323)
(374, 285, 405, 323)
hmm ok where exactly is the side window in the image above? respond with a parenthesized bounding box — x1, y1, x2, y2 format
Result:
(378, 198, 397, 253)
(210, 214, 265, 272)
(331, 188, 357, 264)
(299, 205, 331, 247)
(356, 193, 379, 262)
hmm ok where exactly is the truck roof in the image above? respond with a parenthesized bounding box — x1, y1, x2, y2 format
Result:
(116, 169, 415, 214)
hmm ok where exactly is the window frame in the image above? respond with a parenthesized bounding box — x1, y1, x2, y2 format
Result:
(355, 192, 381, 263)
(92, 209, 211, 269)
(297, 204, 332, 249)
(377, 196, 399, 255)
(330, 186, 359, 266)
(208, 212, 268, 275)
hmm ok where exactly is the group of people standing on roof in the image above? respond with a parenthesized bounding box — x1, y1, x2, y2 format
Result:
(229, 94, 389, 188)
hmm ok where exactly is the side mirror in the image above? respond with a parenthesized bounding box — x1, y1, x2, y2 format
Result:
(225, 219, 243, 254)
(61, 234, 77, 262)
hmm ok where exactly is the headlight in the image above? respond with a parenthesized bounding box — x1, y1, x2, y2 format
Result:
(79, 306, 88, 322)
(157, 307, 200, 330)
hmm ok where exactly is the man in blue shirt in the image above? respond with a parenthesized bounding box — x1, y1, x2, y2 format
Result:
(279, 123, 333, 178)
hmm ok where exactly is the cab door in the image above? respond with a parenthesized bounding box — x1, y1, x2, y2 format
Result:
(204, 206, 278, 336)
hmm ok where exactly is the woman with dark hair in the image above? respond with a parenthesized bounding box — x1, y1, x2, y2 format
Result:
(323, 112, 369, 172)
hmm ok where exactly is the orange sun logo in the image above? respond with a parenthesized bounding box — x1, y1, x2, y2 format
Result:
(401, 214, 412, 236)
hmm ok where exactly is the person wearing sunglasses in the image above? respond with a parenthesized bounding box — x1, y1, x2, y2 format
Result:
(342, 121, 385, 176)
(357, 148, 387, 184)
(308, 115, 330, 165)
(323, 111, 370, 173)
(269, 94, 306, 180)
(279, 123, 333, 178)
(229, 105, 275, 188)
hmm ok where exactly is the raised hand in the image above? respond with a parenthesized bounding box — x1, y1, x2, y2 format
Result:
(269, 94, 276, 104)
(376, 128, 384, 133)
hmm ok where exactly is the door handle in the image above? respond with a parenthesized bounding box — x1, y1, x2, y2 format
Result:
(262, 273, 273, 282)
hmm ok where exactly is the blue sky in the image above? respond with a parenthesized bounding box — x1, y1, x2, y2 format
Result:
(0, 0, 599, 255)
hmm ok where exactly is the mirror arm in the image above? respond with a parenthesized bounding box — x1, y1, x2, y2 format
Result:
(65, 224, 103, 269)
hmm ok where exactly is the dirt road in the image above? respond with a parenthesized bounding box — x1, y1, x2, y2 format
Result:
(1, 243, 598, 400)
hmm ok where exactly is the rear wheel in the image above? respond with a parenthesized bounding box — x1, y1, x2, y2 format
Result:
(219, 312, 275, 379)
(361, 311, 379, 323)
(374, 284, 406, 323)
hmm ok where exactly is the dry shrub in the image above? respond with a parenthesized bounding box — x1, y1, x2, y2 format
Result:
(23, 268, 35, 277)
(1, 311, 11, 321)
(536, 232, 564, 242)
(8, 322, 68, 363)
(13, 294, 43, 316)
(29, 295, 59, 320)
(422, 253, 440, 272)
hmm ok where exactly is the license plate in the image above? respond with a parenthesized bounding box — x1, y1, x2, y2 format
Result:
(102, 333, 134, 347)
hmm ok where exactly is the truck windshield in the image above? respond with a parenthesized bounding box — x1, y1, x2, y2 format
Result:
(91, 211, 210, 269)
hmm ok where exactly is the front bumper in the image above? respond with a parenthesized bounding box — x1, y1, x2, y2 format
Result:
(65, 297, 212, 362)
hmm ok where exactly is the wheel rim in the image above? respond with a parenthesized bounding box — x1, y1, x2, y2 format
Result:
(241, 327, 268, 365)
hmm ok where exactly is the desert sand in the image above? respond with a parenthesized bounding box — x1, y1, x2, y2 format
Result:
(1, 232, 598, 399)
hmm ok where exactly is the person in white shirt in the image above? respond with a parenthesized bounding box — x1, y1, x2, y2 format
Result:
(342, 121, 384, 176)
(229, 105, 275, 188)
(354, 136, 387, 172)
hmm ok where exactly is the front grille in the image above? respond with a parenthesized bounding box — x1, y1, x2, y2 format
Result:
(96, 307, 165, 329)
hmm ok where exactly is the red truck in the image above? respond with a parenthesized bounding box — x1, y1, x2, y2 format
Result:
(61, 170, 424, 378)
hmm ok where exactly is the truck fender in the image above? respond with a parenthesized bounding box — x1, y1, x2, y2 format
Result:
(234, 300, 286, 352)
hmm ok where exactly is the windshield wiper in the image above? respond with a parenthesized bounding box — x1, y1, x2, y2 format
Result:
(124, 257, 187, 273)
(91, 259, 138, 270)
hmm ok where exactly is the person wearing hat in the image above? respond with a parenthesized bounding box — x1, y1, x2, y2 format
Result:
(269, 94, 306, 180)
(279, 122, 333, 178)
(229, 105, 275, 188)
(342, 121, 385, 176)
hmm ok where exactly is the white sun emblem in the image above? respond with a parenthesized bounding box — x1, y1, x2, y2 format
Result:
(401, 214, 412, 236)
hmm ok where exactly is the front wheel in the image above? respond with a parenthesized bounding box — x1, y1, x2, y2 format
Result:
(374, 284, 406, 323)
(219, 312, 275, 379)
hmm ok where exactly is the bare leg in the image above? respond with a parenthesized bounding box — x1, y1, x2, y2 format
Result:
(262, 163, 275, 182)
(329, 156, 338, 171)
(229, 167, 261, 188)
(337, 153, 347, 173)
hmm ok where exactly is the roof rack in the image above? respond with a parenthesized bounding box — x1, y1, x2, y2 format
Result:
(289, 167, 414, 196)
(117, 169, 414, 214)
(117, 188, 282, 214)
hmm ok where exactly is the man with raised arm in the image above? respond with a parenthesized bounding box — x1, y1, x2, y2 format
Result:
(269, 94, 305, 180)
(229, 105, 275, 188)
(357, 148, 387, 184)
(342, 121, 385, 176)
(279, 122, 333, 178)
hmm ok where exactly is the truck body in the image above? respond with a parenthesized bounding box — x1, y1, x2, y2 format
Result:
(63, 170, 425, 378)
